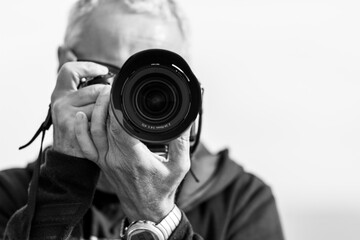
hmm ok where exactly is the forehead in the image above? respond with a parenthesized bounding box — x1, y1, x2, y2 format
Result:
(71, 9, 186, 67)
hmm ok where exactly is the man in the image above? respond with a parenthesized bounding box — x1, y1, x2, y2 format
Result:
(0, 0, 284, 239)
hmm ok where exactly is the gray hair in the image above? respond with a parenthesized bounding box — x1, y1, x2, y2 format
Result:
(64, 0, 189, 49)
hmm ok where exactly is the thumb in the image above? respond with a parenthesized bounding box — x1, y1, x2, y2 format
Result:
(167, 128, 191, 173)
(108, 106, 140, 148)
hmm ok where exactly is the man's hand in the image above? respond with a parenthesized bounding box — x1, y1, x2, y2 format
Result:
(51, 62, 108, 158)
(75, 91, 191, 223)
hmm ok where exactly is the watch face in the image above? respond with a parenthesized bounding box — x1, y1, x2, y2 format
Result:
(128, 229, 159, 240)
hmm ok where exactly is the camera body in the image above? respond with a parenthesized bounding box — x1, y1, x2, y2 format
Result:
(110, 49, 203, 155)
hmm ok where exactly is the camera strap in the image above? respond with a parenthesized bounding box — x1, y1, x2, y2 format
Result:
(19, 105, 52, 150)
(17, 104, 52, 238)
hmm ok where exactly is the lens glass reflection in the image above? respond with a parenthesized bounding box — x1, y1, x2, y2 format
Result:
(135, 79, 177, 122)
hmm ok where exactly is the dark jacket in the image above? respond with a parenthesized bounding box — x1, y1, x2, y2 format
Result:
(0, 146, 284, 240)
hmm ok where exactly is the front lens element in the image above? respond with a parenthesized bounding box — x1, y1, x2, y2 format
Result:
(135, 79, 178, 122)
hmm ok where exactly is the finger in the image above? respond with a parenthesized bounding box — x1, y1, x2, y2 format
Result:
(167, 127, 191, 172)
(57, 46, 77, 71)
(75, 111, 99, 162)
(50, 98, 94, 125)
(75, 104, 95, 120)
(56, 62, 108, 92)
(69, 84, 108, 107)
(91, 86, 111, 155)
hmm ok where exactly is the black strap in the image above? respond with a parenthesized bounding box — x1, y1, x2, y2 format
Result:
(24, 129, 46, 238)
(19, 105, 52, 238)
(19, 105, 52, 150)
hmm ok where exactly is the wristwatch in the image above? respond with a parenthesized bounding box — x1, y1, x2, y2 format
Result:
(122, 205, 182, 240)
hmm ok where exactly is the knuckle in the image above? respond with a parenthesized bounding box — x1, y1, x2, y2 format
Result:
(51, 100, 64, 116)
(174, 136, 190, 153)
(58, 62, 72, 75)
(90, 85, 103, 98)
(59, 62, 79, 79)
(178, 135, 190, 146)
(96, 87, 111, 104)
(52, 100, 75, 130)
(109, 119, 122, 136)
(88, 86, 97, 98)
(178, 157, 191, 172)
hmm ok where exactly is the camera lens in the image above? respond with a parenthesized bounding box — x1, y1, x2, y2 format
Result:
(145, 90, 166, 112)
(135, 79, 178, 122)
(111, 49, 202, 143)
(120, 66, 190, 137)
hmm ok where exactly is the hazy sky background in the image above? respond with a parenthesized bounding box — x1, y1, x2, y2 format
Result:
(0, 0, 359, 239)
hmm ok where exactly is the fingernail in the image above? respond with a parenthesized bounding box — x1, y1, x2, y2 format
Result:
(76, 112, 84, 120)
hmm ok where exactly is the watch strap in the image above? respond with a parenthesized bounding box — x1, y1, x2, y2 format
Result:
(156, 205, 182, 239)
(123, 205, 182, 240)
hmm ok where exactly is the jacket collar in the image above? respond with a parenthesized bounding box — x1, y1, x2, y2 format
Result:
(177, 143, 243, 211)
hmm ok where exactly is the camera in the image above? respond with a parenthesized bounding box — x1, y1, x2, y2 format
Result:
(110, 49, 203, 155)
(21, 49, 202, 158)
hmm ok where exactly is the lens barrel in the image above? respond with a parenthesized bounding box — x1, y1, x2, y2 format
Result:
(110, 49, 202, 144)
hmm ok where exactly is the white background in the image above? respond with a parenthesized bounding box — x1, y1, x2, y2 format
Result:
(0, 0, 359, 239)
